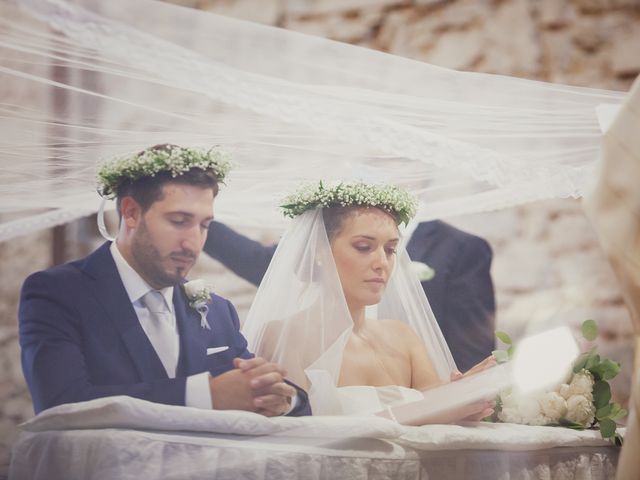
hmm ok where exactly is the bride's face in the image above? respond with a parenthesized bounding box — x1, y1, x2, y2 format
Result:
(330, 207, 399, 309)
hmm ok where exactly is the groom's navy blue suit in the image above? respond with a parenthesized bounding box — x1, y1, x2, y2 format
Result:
(205, 220, 495, 373)
(19, 242, 310, 415)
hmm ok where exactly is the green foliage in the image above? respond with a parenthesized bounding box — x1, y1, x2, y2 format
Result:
(590, 359, 621, 381)
(492, 319, 626, 446)
(581, 319, 598, 341)
(492, 331, 514, 363)
(495, 331, 512, 345)
(492, 349, 509, 363)
(558, 418, 586, 430)
(599, 418, 616, 438)
(97, 145, 232, 199)
(281, 181, 418, 226)
(593, 380, 611, 409)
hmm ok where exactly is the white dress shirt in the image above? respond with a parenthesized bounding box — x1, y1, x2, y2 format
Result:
(110, 242, 212, 409)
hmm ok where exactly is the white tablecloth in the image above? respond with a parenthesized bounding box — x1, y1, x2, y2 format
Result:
(9, 396, 620, 479)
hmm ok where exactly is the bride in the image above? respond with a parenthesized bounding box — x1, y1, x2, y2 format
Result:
(242, 181, 494, 422)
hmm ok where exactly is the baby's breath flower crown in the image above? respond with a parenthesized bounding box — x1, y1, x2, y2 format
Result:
(97, 145, 232, 199)
(281, 181, 418, 226)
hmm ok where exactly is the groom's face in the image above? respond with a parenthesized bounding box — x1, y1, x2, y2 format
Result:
(330, 207, 399, 309)
(127, 182, 215, 289)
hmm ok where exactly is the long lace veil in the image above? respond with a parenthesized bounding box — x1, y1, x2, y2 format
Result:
(242, 208, 456, 415)
(0, 0, 628, 241)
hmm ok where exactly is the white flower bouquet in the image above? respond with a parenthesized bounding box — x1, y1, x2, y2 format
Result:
(490, 320, 625, 445)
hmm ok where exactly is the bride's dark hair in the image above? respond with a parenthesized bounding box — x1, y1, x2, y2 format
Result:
(322, 205, 399, 241)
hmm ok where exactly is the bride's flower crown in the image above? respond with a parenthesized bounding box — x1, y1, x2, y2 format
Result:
(281, 181, 418, 226)
(97, 145, 232, 198)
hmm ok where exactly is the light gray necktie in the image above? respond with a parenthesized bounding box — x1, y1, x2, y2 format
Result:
(141, 290, 178, 377)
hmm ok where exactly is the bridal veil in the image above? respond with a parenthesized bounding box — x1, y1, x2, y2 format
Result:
(241, 207, 457, 415)
(0, 0, 626, 241)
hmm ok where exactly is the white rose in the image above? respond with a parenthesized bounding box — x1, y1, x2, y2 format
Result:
(540, 391, 567, 422)
(498, 407, 522, 424)
(500, 391, 518, 409)
(528, 413, 553, 426)
(568, 371, 594, 400)
(184, 279, 207, 298)
(518, 395, 543, 421)
(565, 394, 595, 427)
(411, 261, 435, 281)
(558, 383, 571, 400)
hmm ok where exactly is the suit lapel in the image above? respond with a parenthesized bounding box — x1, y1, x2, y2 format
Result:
(81, 242, 169, 381)
(174, 286, 210, 376)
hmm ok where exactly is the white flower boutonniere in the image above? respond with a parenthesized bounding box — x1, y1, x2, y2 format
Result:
(411, 261, 435, 282)
(184, 279, 212, 330)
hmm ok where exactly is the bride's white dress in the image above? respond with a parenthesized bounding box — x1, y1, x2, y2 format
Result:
(337, 385, 424, 415)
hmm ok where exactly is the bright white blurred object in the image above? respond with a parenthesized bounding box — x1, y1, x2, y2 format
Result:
(512, 326, 579, 394)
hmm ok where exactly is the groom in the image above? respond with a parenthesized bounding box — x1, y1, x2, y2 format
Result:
(19, 145, 310, 416)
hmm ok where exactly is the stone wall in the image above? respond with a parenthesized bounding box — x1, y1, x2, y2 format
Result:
(1, 0, 639, 475)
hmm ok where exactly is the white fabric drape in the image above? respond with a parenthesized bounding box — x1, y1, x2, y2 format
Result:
(0, 0, 628, 239)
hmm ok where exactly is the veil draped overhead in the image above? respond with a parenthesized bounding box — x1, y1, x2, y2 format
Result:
(0, 0, 628, 241)
(242, 208, 456, 415)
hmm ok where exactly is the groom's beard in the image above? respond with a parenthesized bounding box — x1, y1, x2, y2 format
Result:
(131, 218, 196, 288)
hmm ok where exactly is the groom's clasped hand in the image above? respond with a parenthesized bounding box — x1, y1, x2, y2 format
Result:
(209, 357, 295, 417)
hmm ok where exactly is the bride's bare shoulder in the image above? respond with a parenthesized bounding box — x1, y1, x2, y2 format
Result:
(368, 318, 421, 344)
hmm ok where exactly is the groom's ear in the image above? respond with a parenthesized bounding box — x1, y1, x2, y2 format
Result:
(120, 196, 142, 228)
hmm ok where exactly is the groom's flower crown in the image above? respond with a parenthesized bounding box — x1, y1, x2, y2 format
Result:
(96, 145, 232, 199)
(281, 181, 418, 226)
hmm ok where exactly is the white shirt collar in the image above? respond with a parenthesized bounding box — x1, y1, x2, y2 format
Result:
(110, 241, 174, 313)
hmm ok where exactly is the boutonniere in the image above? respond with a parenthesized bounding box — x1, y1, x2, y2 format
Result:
(183, 279, 212, 330)
(411, 261, 435, 281)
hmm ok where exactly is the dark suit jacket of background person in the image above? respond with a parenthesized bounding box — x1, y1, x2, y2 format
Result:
(19, 242, 310, 416)
(205, 220, 496, 373)
(405, 220, 495, 372)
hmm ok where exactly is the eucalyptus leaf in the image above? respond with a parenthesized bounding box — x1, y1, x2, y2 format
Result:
(572, 354, 589, 374)
(599, 418, 616, 438)
(495, 331, 512, 345)
(581, 319, 598, 341)
(558, 418, 585, 430)
(609, 404, 628, 422)
(596, 404, 613, 420)
(591, 359, 621, 380)
(507, 345, 515, 359)
(492, 350, 509, 363)
(593, 381, 612, 409)
(585, 354, 601, 371)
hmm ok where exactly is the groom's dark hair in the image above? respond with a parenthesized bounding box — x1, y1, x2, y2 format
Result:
(115, 144, 220, 217)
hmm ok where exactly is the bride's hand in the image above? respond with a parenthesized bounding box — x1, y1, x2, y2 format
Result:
(450, 355, 497, 382)
(459, 399, 496, 422)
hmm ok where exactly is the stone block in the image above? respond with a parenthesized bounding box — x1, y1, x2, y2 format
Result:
(572, 25, 606, 52)
(285, 7, 384, 43)
(547, 212, 599, 254)
(493, 241, 553, 292)
(284, 0, 403, 16)
(612, 30, 640, 77)
(537, 0, 574, 29)
(423, 28, 485, 70)
(482, 0, 541, 76)
(203, 0, 282, 25)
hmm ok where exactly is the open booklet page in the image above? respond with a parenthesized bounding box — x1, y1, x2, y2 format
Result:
(377, 364, 511, 426)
